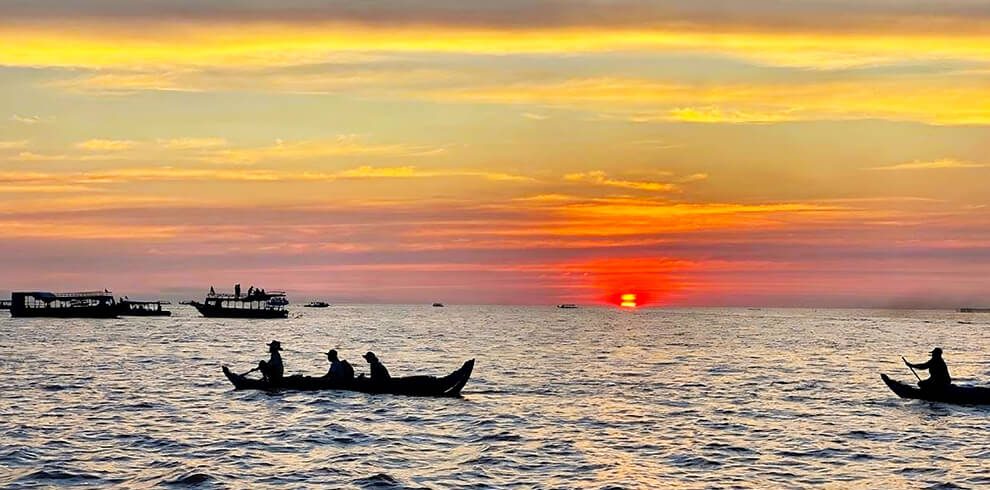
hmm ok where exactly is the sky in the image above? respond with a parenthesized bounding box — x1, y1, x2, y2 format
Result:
(1, 0, 989, 307)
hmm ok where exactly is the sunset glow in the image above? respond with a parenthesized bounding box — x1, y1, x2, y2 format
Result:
(620, 294, 638, 309)
(2, 1, 990, 306)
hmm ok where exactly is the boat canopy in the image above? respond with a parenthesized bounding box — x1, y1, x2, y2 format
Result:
(15, 291, 113, 301)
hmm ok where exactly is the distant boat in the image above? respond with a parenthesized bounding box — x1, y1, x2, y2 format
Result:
(557, 304, 578, 309)
(116, 299, 171, 317)
(432, 303, 445, 307)
(178, 300, 194, 305)
(959, 308, 990, 313)
(190, 287, 289, 319)
(304, 301, 330, 308)
(0, 299, 10, 310)
(10, 291, 117, 318)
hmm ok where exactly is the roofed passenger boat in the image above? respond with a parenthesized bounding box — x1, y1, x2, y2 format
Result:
(10, 291, 117, 318)
(190, 288, 289, 319)
(116, 299, 172, 317)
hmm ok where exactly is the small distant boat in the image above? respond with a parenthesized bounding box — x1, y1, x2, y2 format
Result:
(959, 307, 990, 313)
(190, 287, 289, 319)
(304, 301, 330, 308)
(557, 304, 578, 309)
(10, 291, 117, 318)
(116, 299, 171, 317)
(432, 303, 445, 307)
(0, 299, 10, 310)
(178, 300, 194, 305)
(222, 359, 474, 397)
(881, 374, 990, 405)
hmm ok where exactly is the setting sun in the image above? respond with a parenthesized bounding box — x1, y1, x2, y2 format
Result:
(620, 293, 638, 308)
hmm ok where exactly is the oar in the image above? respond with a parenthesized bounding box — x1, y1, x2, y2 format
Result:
(902, 356, 922, 382)
(240, 366, 260, 377)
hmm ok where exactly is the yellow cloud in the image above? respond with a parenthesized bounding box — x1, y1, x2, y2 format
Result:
(157, 137, 229, 150)
(564, 170, 679, 192)
(0, 140, 28, 150)
(7, 22, 990, 70)
(430, 77, 990, 125)
(870, 159, 988, 171)
(203, 137, 443, 164)
(75, 139, 138, 151)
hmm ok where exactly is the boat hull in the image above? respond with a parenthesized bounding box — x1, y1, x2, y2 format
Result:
(10, 306, 117, 318)
(117, 309, 172, 317)
(881, 373, 990, 405)
(191, 301, 287, 319)
(223, 359, 474, 397)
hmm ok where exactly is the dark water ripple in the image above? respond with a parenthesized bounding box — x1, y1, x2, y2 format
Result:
(3, 307, 990, 488)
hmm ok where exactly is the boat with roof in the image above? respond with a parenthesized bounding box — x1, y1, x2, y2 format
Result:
(10, 291, 118, 318)
(190, 285, 289, 318)
(116, 299, 172, 317)
(303, 301, 330, 308)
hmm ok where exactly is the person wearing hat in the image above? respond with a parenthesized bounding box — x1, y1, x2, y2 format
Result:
(904, 347, 951, 390)
(362, 351, 391, 384)
(323, 349, 354, 381)
(258, 340, 284, 385)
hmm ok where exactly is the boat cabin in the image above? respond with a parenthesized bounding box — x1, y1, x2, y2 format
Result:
(11, 291, 117, 318)
(117, 299, 172, 317)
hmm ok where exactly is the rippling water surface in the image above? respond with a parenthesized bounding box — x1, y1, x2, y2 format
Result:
(3, 306, 990, 488)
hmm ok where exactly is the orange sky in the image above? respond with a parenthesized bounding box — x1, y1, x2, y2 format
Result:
(2, 1, 990, 306)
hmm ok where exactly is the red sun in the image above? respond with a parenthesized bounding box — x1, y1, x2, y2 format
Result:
(620, 293, 637, 308)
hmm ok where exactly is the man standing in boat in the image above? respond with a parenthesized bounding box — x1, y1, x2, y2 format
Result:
(258, 340, 284, 385)
(905, 347, 951, 390)
(323, 349, 354, 381)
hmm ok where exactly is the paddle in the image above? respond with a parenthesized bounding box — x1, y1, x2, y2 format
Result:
(240, 366, 260, 377)
(902, 356, 922, 382)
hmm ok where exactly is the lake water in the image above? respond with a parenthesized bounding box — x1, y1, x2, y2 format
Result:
(2, 306, 990, 488)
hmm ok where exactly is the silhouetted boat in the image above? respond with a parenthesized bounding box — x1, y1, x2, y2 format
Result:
(222, 359, 474, 397)
(116, 299, 171, 317)
(178, 300, 194, 305)
(432, 303, 445, 307)
(0, 299, 10, 310)
(959, 308, 990, 313)
(190, 288, 288, 319)
(881, 373, 990, 405)
(557, 304, 578, 309)
(304, 301, 330, 308)
(10, 291, 117, 318)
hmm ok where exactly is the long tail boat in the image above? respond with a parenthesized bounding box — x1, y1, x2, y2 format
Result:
(10, 291, 117, 318)
(222, 359, 474, 397)
(881, 374, 990, 405)
(190, 288, 289, 319)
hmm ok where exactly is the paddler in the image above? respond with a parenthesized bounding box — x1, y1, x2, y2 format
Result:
(258, 340, 284, 385)
(362, 351, 391, 384)
(904, 347, 951, 390)
(323, 349, 354, 381)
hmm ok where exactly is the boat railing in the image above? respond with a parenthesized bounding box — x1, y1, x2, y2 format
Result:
(207, 290, 286, 299)
(51, 291, 114, 299)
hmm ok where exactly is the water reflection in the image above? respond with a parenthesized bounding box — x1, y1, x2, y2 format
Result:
(2, 306, 990, 488)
